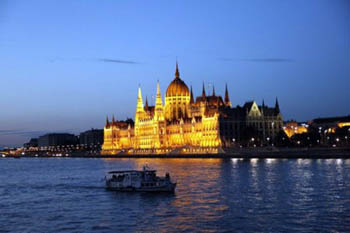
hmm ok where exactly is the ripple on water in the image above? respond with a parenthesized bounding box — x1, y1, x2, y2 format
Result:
(0, 158, 350, 232)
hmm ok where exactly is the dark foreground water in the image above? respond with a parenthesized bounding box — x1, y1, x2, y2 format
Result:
(0, 158, 350, 233)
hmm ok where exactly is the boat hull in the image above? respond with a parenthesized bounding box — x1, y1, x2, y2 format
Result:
(106, 183, 176, 192)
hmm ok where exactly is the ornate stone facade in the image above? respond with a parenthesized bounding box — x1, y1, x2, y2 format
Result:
(102, 63, 283, 154)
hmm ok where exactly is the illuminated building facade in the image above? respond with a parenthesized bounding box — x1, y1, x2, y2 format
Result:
(102, 63, 283, 154)
(283, 121, 309, 138)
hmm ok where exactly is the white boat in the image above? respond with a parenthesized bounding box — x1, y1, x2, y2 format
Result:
(105, 166, 176, 192)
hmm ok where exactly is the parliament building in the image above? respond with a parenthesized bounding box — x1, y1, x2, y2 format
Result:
(102, 63, 283, 154)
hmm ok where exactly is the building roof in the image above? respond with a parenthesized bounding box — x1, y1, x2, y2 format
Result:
(195, 95, 224, 106)
(312, 116, 350, 124)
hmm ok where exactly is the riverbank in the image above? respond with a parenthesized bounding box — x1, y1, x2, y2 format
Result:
(2, 147, 350, 159)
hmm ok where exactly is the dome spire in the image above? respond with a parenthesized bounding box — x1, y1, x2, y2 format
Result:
(175, 60, 180, 79)
(166, 61, 190, 97)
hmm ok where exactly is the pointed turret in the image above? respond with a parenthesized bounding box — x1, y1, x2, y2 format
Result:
(190, 85, 194, 104)
(105, 116, 110, 127)
(175, 61, 180, 79)
(155, 81, 163, 108)
(202, 82, 206, 98)
(154, 81, 164, 120)
(136, 86, 144, 113)
(224, 83, 232, 107)
(275, 97, 280, 113)
(144, 96, 149, 111)
(261, 99, 265, 114)
(212, 85, 216, 96)
(112, 115, 115, 124)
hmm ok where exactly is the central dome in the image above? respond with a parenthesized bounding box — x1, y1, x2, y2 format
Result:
(166, 63, 190, 97)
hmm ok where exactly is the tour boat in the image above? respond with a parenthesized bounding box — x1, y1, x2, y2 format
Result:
(105, 166, 176, 192)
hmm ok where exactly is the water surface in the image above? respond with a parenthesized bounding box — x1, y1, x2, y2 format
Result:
(0, 158, 349, 232)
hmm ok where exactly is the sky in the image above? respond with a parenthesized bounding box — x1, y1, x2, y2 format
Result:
(0, 0, 349, 146)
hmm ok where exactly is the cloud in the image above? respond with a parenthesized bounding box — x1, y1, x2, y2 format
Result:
(0, 130, 48, 137)
(44, 57, 140, 64)
(219, 58, 295, 63)
(0, 129, 78, 137)
(97, 58, 140, 64)
(246, 58, 295, 63)
(0, 130, 18, 134)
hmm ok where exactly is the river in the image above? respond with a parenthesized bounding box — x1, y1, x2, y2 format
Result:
(0, 158, 349, 232)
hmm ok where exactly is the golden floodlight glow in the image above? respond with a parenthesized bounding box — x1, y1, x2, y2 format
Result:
(102, 64, 223, 155)
(102, 63, 283, 155)
(338, 122, 350, 128)
(283, 121, 308, 138)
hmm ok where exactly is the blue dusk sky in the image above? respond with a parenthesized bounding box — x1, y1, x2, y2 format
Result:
(0, 0, 349, 146)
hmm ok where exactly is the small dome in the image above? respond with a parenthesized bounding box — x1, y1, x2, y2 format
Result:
(166, 62, 190, 97)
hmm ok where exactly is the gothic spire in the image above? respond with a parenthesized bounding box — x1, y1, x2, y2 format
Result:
(112, 114, 115, 123)
(212, 85, 216, 96)
(144, 96, 149, 111)
(261, 99, 265, 113)
(154, 81, 164, 120)
(275, 97, 280, 113)
(105, 116, 110, 127)
(224, 83, 232, 107)
(136, 86, 144, 113)
(190, 85, 194, 104)
(155, 81, 163, 108)
(202, 82, 206, 98)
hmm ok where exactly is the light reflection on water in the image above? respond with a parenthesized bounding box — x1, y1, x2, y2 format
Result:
(0, 158, 350, 232)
